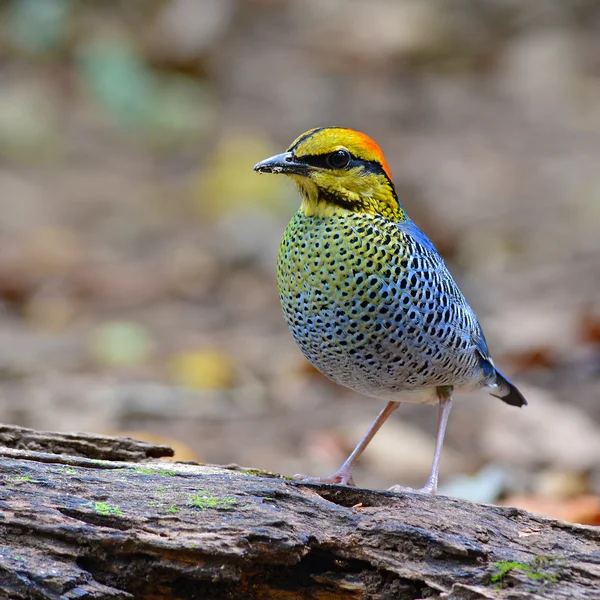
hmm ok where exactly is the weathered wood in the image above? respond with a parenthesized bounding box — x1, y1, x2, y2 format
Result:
(0, 424, 174, 461)
(0, 427, 598, 599)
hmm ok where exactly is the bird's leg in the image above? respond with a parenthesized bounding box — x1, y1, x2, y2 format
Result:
(294, 401, 400, 486)
(389, 386, 453, 495)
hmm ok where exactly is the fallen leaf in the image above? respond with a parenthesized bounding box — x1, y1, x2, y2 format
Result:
(501, 494, 600, 525)
(579, 308, 600, 345)
(169, 349, 234, 390)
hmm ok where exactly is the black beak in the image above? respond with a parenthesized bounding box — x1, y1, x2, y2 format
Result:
(253, 152, 308, 175)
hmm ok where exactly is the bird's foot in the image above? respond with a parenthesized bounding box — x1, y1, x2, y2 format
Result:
(388, 482, 437, 495)
(293, 470, 356, 486)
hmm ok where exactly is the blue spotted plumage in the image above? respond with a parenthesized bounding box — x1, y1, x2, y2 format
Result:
(278, 211, 522, 405)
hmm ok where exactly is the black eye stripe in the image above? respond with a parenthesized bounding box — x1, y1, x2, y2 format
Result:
(295, 154, 388, 178)
(297, 153, 351, 169)
(358, 160, 388, 176)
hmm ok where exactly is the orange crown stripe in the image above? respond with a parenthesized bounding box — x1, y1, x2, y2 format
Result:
(351, 131, 392, 180)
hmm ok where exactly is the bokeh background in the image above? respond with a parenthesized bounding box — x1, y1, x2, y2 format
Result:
(1, 0, 599, 522)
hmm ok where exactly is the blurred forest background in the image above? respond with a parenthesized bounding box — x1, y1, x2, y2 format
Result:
(0, 0, 599, 523)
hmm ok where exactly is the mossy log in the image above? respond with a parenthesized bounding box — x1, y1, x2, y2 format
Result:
(0, 424, 598, 599)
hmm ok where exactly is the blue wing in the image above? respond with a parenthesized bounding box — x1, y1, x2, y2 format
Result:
(398, 219, 527, 406)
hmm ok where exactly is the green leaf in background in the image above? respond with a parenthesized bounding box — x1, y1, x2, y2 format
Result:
(77, 34, 156, 128)
(77, 34, 215, 145)
(0, 80, 62, 161)
(8, 0, 72, 53)
(90, 321, 154, 368)
(146, 74, 215, 148)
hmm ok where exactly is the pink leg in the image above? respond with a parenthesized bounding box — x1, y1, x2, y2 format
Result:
(389, 388, 453, 495)
(294, 401, 400, 486)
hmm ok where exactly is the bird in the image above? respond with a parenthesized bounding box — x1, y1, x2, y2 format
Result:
(254, 127, 526, 494)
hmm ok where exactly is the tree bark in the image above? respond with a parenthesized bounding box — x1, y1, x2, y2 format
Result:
(0, 424, 598, 600)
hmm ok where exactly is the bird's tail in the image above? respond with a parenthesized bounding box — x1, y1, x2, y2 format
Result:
(489, 368, 527, 407)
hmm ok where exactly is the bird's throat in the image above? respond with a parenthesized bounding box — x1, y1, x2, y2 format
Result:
(294, 178, 406, 221)
(290, 178, 350, 218)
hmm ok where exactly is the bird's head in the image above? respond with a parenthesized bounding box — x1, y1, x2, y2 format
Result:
(254, 127, 405, 221)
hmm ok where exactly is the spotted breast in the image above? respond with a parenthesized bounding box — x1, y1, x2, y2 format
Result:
(277, 211, 483, 403)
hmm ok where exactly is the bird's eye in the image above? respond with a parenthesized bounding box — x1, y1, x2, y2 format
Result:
(327, 149, 351, 169)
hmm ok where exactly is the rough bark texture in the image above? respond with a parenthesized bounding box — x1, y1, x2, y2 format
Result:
(0, 426, 598, 599)
(0, 425, 174, 461)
